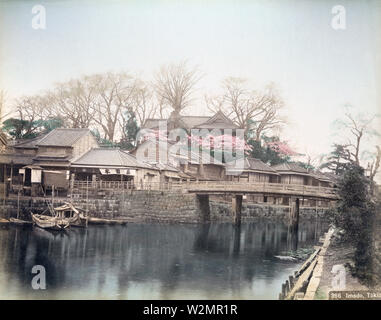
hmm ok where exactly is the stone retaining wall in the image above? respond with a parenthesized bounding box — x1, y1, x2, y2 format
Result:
(209, 201, 328, 221)
(0, 191, 329, 223)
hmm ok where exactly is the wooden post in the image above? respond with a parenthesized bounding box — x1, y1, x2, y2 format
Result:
(17, 190, 20, 219)
(288, 197, 300, 251)
(232, 194, 242, 227)
(294, 198, 300, 226)
(3, 164, 6, 218)
(290, 197, 300, 226)
(86, 176, 89, 215)
(10, 164, 13, 191)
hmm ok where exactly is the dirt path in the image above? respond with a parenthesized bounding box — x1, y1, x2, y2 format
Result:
(316, 241, 370, 299)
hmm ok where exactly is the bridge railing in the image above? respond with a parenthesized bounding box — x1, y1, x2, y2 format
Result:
(71, 180, 337, 198)
(184, 181, 337, 198)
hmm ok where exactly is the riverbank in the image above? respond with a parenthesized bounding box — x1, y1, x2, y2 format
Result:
(315, 241, 369, 299)
(315, 218, 381, 299)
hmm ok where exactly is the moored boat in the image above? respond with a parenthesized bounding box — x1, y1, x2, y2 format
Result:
(55, 202, 89, 228)
(31, 213, 70, 231)
(0, 218, 10, 225)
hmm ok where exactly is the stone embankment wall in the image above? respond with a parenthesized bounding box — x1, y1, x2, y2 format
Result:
(209, 201, 328, 221)
(0, 191, 329, 223)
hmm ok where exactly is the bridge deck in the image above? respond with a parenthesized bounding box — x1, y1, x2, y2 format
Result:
(184, 181, 338, 200)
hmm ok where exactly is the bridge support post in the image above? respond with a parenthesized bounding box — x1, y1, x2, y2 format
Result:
(196, 194, 210, 223)
(287, 197, 300, 251)
(232, 195, 243, 227)
(287, 197, 299, 243)
(290, 197, 300, 226)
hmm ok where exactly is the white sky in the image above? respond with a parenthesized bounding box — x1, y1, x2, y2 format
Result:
(1, 0, 381, 179)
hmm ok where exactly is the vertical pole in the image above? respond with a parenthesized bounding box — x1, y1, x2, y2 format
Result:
(52, 185, 55, 206)
(17, 190, 20, 219)
(294, 198, 300, 226)
(3, 164, 6, 218)
(86, 176, 89, 216)
(10, 164, 13, 192)
(233, 195, 242, 227)
(288, 197, 299, 251)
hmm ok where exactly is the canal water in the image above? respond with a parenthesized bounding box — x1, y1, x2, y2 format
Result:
(0, 219, 328, 299)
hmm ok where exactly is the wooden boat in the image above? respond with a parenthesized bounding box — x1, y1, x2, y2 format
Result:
(32, 201, 88, 230)
(0, 218, 10, 225)
(55, 202, 88, 228)
(31, 212, 70, 231)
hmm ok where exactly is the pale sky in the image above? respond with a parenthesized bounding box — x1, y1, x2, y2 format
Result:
(1, 0, 381, 178)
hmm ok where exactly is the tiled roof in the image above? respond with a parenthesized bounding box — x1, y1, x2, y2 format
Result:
(71, 148, 151, 169)
(143, 119, 168, 130)
(36, 128, 91, 147)
(143, 112, 237, 130)
(13, 135, 46, 149)
(149, 162, 179, 172)
(271, 162, 309, 174)
(196, 111, 238, 129)
(181, 116, 211, 128)
(226, 157, 278, 174)
(317, 172, 340, 183)
(0, 154, 34, 165)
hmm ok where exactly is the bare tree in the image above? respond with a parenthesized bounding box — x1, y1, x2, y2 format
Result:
(155, 94, 170, 120)
(48, 76, 98, 128)
(12, 95, 48, 136)
(91, 72, 137, 142)
(206, 78, 285, 139)
(336, 106, 379, 165)
(154, 61, 200, 126)
(249, 84, 285, 140)
(369, 146, 381, 184)
(0, 90, 11, 123)
(129, 80, 160, 127)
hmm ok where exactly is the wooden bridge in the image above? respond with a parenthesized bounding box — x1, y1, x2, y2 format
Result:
(182, 181, 338, 226)
(71, 180, 338, 226)
(183, 181, 338, 200)
(72, 180, 338, 200)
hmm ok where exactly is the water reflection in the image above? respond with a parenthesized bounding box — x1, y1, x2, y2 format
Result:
(0, 219, 328, 299)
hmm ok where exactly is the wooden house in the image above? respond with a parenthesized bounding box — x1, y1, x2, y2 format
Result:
(225, 157, 280, 203)
(0, 128, 98, 196)
(71, 147, 162, 189)
(270, 163, 312, 185)
(0, 135, 42, 194)
(143, 111, 239, 134)
(225, 157, 279, 183)
(131, 138, 226, 181)
(30, 128, 98, 193)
